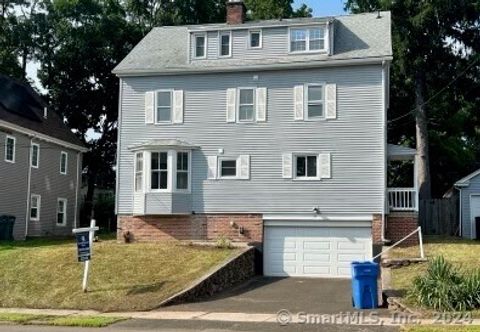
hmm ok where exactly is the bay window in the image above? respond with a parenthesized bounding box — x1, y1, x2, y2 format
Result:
(176, 152, 189, 190)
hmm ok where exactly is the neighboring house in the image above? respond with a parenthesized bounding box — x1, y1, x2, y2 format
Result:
(0, 75, 87, 239)
(113, 1, 420, 278)
(455, 169, 480, 239)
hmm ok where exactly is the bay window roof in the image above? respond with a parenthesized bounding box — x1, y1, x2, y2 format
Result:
(128, 139, 200, 151)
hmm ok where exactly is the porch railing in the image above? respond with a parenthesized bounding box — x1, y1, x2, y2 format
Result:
(387, 187, 417, 211)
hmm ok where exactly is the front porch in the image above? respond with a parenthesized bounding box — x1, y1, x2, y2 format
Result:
(387, 144, 418, 212)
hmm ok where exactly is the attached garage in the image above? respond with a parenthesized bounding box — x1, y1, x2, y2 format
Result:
(263, 221, 372, 278)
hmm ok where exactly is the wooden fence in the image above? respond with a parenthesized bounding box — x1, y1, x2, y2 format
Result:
(419, 198, 459, 236)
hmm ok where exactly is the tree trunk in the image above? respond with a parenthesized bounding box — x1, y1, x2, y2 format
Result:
(21, 48, 28, 78)
(415, 71, 431, 199)
(85, 167, 97, 223)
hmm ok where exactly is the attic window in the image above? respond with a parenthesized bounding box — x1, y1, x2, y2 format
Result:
(290, 26, 326, 53)
(194, 33, 206, 59)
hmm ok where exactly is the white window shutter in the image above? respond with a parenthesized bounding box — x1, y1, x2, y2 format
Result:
(207, 156, 218, 179)
(173, 90, 184, 124)
(282, 153, 293, 179)
(256, 88, 267, 122)
(319, 153, 331, 179)
(238, 155, 250, 179)
(294, 85, 304, 120)
(145, 91, 155, 124)
(226, 88, 236, 123)
(325, 83, 337, 119)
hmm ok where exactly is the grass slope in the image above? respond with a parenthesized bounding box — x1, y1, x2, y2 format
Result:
(0, 238, 236, 311)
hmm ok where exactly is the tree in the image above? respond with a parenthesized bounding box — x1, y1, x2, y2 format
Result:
(244, 0, 311, 20)
(345, 0, 480, 198)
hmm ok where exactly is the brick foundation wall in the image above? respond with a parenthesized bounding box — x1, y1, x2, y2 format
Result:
(372, 214, 383, 245)
(117, 214, 263, 244)
(386, 212, 419, 246)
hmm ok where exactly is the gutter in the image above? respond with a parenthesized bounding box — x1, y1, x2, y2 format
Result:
(454, 184, 463, 237)
(113, 56, 393, 77)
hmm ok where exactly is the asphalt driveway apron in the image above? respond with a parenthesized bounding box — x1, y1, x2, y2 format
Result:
(162, 277, 387, 315)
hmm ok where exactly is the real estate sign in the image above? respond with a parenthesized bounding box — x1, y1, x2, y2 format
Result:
(75, 231, 91, 262)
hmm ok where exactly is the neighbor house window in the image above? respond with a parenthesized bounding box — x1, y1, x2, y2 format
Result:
(57, 198, 67, 225)
(249, 30, 262, 48)
(219, 31, 231, 57)
(5, 135, 15, 163)
(306, 85, 324, 119)
(238, 88, 255, 122)
(151, 152, 168, 190)
(290, 27, 325, 52)
(30, 194, 41, 221)
(60, 151, 68, 174)
(295, 155, 318, 179)
(134, 152, 143, 192)
(31, 143, 39, 168)
(176, 152, 189, 190)
(156, 91, 172, 123)
(219, 158, 237, 178)
(194, 33, 206, 58)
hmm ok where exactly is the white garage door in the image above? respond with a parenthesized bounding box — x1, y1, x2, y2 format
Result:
(263, 226, 372, 278)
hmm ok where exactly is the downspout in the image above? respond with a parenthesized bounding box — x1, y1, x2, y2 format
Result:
(114, 78, 123, 215)
(381, 60, 390, 242)
(24, 137, 33, 238)
(73, 151, 81, 229)
(455, 185, 462, 237)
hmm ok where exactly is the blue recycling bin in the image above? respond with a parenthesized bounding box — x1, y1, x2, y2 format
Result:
(351, 261, 379, 309)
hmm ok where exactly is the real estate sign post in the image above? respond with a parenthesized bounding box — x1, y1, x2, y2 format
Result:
(72, 219, 99, 292)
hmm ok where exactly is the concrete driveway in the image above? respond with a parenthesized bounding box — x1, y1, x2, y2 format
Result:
(163, 277, 385, 315)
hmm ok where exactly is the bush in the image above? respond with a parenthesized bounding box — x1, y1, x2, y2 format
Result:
(410, 256, 480, 311)
(215, 235, 232, 249)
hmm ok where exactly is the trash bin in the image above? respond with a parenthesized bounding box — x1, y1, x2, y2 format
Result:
(351, 261, 379, 309)
(476, 217, 480, 240)
(0, 215, 16, 241)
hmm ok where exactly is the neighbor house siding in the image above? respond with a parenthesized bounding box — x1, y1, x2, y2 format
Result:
(0, 130, 81, 239)
(460, 176, 480, 239)
(117, 65, 385, 215)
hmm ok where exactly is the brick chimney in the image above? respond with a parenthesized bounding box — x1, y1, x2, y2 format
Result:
(226, 0, 246, 25)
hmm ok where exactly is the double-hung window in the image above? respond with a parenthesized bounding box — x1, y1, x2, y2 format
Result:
(57, 198, 67, 225)
(219, 32, 231, 57)
(306, 85, 324, 119)
(156, 91, 172, 123)
(176, 152, 189, 190)
(31, 143, 39, 168)
(290, 26, 325, 53)
(151, 152, 168, 190)
(219, 158, 237, 178)
(238, 88, 255, 122)
(30, 194, 41, 221)
(194, 33, 206, 58)
(295, 155, 318, 179)
(60, 151, 68, 174)
(135, 152, 143, 192)
(249, 30, 262, 48)
(5, 135, 15, 163)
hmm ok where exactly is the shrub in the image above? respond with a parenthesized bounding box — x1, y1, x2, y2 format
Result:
(215, 235, 232, 249)
(410, 256, 480, 311)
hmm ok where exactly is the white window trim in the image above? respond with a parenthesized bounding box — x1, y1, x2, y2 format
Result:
(149, 150, 171, 193)
(193, 32, 207, 59)
(30, 194, 41, 221)
(155, 89, 174, 124)
(57, 198, 67, 226)
(31, 143, 40, 168)
(248, 29, 262, 49)
(293, 153, 320, 181)
(174, 150, 192, 193)
(4, 135, 15, 163)
(237, 87, 256, 123)
(134, 152, 144, 192)
(305, 83, 326, 121)
(60, 151, 68, 175)
(288, 26, 327, 54)
(218, 31, 232, 58)
(218, 157, 238, 179)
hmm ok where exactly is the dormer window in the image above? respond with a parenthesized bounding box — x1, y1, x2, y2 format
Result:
(290, 26, 326, 53)
(249, 30, 262, 48)
(194, 33, 206, 58)
(219, 31, 231, 57)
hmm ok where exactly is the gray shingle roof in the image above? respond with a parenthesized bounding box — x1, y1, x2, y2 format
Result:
(113, 11, 392, 76)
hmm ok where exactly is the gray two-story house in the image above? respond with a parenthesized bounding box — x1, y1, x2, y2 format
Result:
(0, 75, 87, 240)
(113, 1, 419, 278)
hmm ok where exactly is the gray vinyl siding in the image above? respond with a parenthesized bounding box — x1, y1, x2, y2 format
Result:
(117, 64, 385, 215)
(460, 176, 480, 239)
(0, 129, 81, 239)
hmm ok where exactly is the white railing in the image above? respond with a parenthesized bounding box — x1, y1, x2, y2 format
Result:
(387, 187, 417, 211)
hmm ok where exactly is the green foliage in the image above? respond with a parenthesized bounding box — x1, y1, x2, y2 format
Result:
(244, 0, 311, 20)
(410, 256, 480, 311)
(215, 235, 232, 249)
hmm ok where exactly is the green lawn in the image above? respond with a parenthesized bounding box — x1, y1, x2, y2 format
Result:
(402, 326, 480, 332)
(0, 237, 236, 312)
(0, 313, 125, 327)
